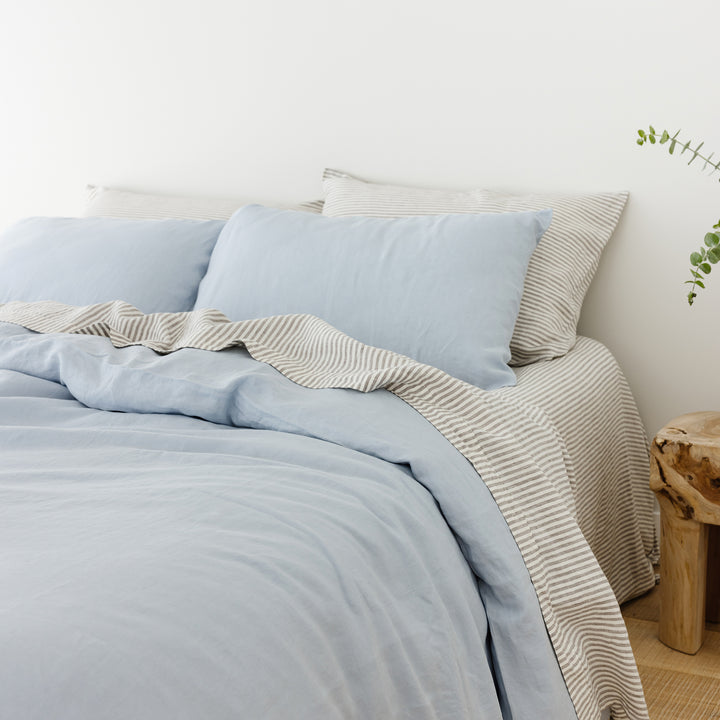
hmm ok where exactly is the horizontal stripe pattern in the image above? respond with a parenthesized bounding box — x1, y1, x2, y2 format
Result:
(321, 169, 628, 368)
(83, 185, 324, 221)
(503, 337, 658, 605)
(0, 300, 650, 720)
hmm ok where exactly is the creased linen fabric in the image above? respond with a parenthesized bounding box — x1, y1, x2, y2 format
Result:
(0, 300, 650, 720)
(0, 323, 577, 720)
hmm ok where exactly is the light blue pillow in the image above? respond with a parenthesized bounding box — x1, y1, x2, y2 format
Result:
(0, 216, 225, 313)
(195, 205, 551, 389)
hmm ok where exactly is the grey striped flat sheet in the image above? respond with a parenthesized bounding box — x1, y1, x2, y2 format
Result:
(502, 336, 657, 605)
(0, 300, 652, 720)
(321, 169, 628, 368)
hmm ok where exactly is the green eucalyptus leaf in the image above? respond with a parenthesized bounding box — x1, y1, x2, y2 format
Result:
(688, 143, 703, 165)
(633, 124, 720, 304)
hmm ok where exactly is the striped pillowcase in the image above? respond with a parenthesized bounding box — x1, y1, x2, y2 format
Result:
(83, 185, 324, 221)
(322, 169, 628, 366)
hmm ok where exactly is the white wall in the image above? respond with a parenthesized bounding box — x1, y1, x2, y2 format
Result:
(1, 0, 719, 435)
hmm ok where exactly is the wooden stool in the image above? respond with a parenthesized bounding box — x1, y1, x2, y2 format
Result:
(650, 412, 720, 654)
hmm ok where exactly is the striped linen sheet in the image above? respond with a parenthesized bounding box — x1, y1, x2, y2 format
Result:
(501, 336, 657, 605)
(0, 300, 653, 720)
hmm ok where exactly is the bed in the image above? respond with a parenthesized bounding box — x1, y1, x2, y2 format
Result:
(0, 175, 657, 720)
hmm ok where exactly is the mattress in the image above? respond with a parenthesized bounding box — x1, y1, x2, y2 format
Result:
(500, 335, 658, 604)
(0, 303, 656, 720)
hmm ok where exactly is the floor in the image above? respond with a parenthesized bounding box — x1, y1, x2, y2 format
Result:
(621, 583, 720, 719)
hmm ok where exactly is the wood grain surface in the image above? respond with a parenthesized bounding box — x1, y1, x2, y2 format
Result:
(650, 412, 720, 654)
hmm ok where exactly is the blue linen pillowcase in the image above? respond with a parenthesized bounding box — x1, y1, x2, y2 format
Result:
(0, 216, 225, 313)
(194, 205, 552, 389)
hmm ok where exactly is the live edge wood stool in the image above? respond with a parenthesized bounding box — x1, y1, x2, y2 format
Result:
(650, 411, 720, 654)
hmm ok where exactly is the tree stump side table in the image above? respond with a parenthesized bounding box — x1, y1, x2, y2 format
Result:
(650, 411, 720, 654)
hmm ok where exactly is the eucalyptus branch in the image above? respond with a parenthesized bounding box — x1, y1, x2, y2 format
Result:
(636, 125, 720, 305)
(685, 221, 720, 305)
(637, 126, 720, 178)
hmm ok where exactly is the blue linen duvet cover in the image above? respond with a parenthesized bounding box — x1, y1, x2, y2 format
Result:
(0, 322, 576, 720)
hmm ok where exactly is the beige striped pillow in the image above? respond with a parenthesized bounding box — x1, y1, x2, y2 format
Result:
(83, 185, 324, 221)
(322, 169, 628, 366)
